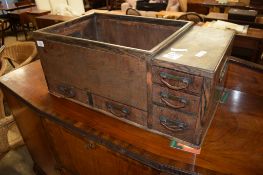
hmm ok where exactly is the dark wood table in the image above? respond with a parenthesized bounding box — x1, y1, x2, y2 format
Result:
(205, 12, 263, 25)
(8, 7, 50, 17)
(0, 2, 35, 12)
(0, 60, 263, 175)
(8, 7, 51, 39)
(188, 0, 263, 14)
(35, 14, 76, 29)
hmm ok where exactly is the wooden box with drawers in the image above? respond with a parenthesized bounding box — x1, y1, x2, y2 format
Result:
(34, 13, 234, 148)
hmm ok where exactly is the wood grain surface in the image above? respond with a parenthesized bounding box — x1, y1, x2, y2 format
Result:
(1, 60, 263, 175)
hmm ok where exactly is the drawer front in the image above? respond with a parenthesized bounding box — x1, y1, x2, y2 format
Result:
(152, 105, 196, 144)
(47, 80, 93, 107)
(93, 95, 147, 126)
(152, 84, 200, 115)
(152, 66, 203, 95)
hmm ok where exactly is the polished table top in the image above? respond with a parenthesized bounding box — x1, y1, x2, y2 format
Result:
(188, 0, 246, 6)
(0, 2, 35, 11)
(1, 60, 263, 174)
(206, 12, 263, 24)
(8, 6, 50, 16)
(188, 0, 263, 12)
(35, 14, 76, 22)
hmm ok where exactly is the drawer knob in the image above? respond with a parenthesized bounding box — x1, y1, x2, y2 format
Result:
(57, 85, 76, 98)
(159, 116, 187, 132)
(85, 142, 96, 150)
(160, 72, 191, 90)
(160, 92, 188, 109)
(106, 102, 130, 118)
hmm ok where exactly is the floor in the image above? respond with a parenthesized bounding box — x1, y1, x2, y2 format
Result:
(0, 31, 36, 175)
(0, 146, 34, 175)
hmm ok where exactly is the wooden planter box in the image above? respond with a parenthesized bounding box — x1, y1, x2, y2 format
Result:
(34, 13, 234, 148)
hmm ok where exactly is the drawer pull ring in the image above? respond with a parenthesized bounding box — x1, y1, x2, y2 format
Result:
(160, 72, 191, 90)
(159, 116, 187, 132)
(160, 92, 188, 109)
(57, 85, 76, 98)
(85, 142, 96, 150)
(106, 102, 130, 118)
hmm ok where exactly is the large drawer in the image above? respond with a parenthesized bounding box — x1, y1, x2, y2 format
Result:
(93, 95, 147, 126)
(48, 81, 148, 127)
(152, 105, 196, 144)
(152, 84, 200, 115)
(152, 66, 203, 95)
(47, 80, 93, 106)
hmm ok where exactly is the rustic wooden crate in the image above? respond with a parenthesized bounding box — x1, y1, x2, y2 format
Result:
(34, 13, 234, 148)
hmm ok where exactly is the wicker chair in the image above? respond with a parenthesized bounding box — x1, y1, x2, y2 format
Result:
(0, 56, 14, 155)
(126, 8, 142, 16)
(0, 42, 37, 155)
(177, 12, 204, 24)
(1, 42, 37, 69)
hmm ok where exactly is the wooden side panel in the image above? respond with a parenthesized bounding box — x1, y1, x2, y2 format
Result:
(3, 90, 59, 175)
(42, 118, 160, 175)
(197, 58, 229, 145)
(39, 40, 148, 111)
(95, 17, 180, 50)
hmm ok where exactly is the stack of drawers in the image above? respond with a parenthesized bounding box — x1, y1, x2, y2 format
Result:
(151, 66, 203, 145)
(150, 27, 234, 147)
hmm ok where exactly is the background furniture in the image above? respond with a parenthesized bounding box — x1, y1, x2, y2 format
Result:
(0, 52, 13, 155)
(0, 19, 8, 46)
(35, 14, 75, 29)
(8, 7, 50, 40)
(205, 12, 263, 28)
(126, 7, 141, 16)
(177, 12, 204, 23)
(1, 41, 37, 68)
(188, 0, 263, 14)
(0, 41, 37, 156)
(0, 1, 35, 12)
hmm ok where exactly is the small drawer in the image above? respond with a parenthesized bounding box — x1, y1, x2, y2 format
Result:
(153, 84, 200, 115)
(93, 95, 147, 126)
(152, 105, 196, 144)
(152, 66, 203, 95)
(47, 80, 94, 106)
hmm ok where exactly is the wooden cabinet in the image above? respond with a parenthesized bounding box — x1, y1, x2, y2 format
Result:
(1, 60, 263, 175)
(42, 118, 159, 175)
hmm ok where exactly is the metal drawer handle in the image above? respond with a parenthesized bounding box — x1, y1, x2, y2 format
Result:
(57, 85, 76, 98)
(106, 102, 130, 118)
(160, 92, 188, 109)
(159, 116, 187, 132)
(160, 72, 192, 90)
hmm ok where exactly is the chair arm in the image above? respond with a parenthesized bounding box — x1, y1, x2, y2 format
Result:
(18, 56, 34, 68)
(0, 116, 14, 127)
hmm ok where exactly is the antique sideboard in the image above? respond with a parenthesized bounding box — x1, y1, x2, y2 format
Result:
(1, 60, 263, 175)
